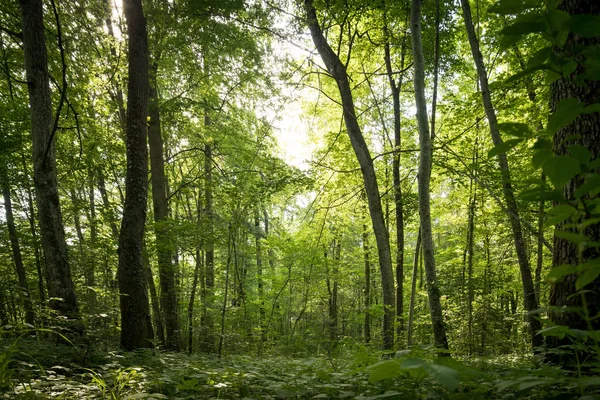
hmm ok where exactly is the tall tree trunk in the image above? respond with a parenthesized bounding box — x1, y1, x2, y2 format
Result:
(305, 0, 395, 350)
(148, 62, 179, 351)
(188, 248, 201, 354)
(22, 166, 46, 303)
(254, 212, 266, 350)
(363, 209, 371, 344)
(407, 229, 421, 346)
(548, 0, 600, 353)
(118, 0, 153, 350)
(143, 245, 165, 347)
(411, 0, 450, 356)
(202, 136, 215, 352)
(218, 223, 233, 358)
(97, 170, 120, 242)
(460, 0, 542, 348)
(535, 173, 545, 304)
(384, 9, 408, 340)
(2, 182, 34, 326)
(466, 180, 476, 356)
(19, 0, 79, 317)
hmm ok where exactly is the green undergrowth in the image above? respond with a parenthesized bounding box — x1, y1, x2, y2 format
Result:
(1, 339, 599, 399)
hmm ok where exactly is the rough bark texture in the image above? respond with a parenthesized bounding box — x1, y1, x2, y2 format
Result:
(149, 65, 179, 351)
(305, 0, 395, 350)
(549, 0, 600, 348)
(19, 0, 79, 317)
(411, 0, 450, 355)
(118, 0, 153, 350)
(2, 183, 34, 325)
(460, 0, 542, 348)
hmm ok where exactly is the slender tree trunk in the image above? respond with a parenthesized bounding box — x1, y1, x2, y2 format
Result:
(411, 0, 450, 356)
(118, 0, 153, 350)
(218, 223, 233, 358)
(254, 212, 266, 350)
(22, 168, 46, 303)
(466, 183, 476, 356)
(460, 0, 542, 348)
(548, 0, 600, 356)
(87, 168, 97, 289)
(535, 173, 545, 304)
(363, 209, 371, 344)
(305, 0, 395, 349)
(97, 170, 120, 242)
(148, 62, 179, 351)
(2, 182, 34, 326)
(188, 248, 201, 354)
(384, 9, 408, 340)
(143, 245, 165, 347)
(407, 230, 421, 346)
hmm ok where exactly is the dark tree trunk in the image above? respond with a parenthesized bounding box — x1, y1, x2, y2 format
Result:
(460, 0, 542, 348)
(411, 0, 450, 356)
(148, 63, 179, 351)
(548, 0, 600, 353)
(118, 0, 153, 350)
(19, 0, 79, 317)
(2, 182, 34, 326)
(305, 0, 395, 350)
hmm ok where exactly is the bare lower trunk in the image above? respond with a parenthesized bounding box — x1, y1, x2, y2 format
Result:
(411, 0, 449, 356)
(407, 229, 421, 346)
(19, 0, 79, 318)
(118, 0, 153, 350)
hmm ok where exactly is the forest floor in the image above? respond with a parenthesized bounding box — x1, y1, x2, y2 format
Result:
(0, 338, 597, 399)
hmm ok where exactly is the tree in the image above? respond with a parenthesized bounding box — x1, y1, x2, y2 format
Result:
(548, 0, 600, 349)
(410, 0, 449, 355)
(460, 0, 542, 349)
(118, 0, 154, 350)
(304, 0, 396, 350)
(19, 0, 79, 317)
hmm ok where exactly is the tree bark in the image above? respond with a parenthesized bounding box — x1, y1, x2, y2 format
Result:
(411, 0, 450, 356)
(305, 0, 395, 350)
(460, 0, 542, 348)
(2, 182, 34, 326)
(362, 208, 371, 344)
(548, 0, 600, 352)
(118, 0, 153, 350)
(19, 0, 79, 317)
(148, 62, 179, 351)
(407, 229, 421, 347)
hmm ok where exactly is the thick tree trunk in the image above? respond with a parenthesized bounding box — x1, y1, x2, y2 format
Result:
(549, 0, 600, 352)
(460, 0, 542, 348)
(19, 0, 79, 317)
(2, 183, 34, 326)
(118, 0, 153, 350)
(305, 0, 395, 350)
(411, 0, 450, 356)
(148, 63, 179, 351)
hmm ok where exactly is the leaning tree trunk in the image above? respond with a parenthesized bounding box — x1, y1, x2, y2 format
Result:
(118, 0, 154, 350)
(305, 0, 395, 350)
(2, 182, 34, 326)
(549, 0, 600, 351)
(19, 0, 79, 317)
(148, 62, 179, 351)
(460, 0, 542, 348)
(411, 0, 450, 356)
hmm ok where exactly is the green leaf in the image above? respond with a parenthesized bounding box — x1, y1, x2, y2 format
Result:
(575, 175, 600, 199)
(367, 360, 402, 383)
(583, 104, 600, 114)
(546, 264, 575, 282)
(426, 363, 460, 392)
(518, 378, 550, 391)
(543, 156, 580, 187)
(538, 325, 570, 339)
(488, 139, 523, 158)
(588, 157, 600, 170)
(506, 63, 552, 83)
(568, 145, 591, 164)
(532, 148, 553, 169)
(576, 266, 600, 290)
(501, 16, 545, 36)
(533, 138, 552, 150)
(527, 47, 552, 68)
(548, 98, 585, 134)
(570, 14, 600, 38)
(545, 204, 576, 227)
(555, 229, 589, 244)
(580, 377, 600, 388)
(499, 123, 533, 138)
(488, 0, 541, 15)
(520, 187, 563, 202)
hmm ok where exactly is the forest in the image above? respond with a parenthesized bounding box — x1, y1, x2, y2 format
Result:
(1, 0, 599, 398)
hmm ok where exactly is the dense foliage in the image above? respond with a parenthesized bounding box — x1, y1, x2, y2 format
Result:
(1, 0, 599, 398)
